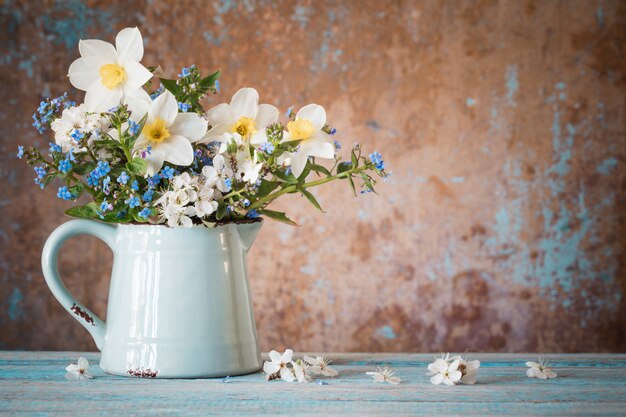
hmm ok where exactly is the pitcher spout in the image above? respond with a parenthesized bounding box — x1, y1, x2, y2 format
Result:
(236, 220, 263, 251)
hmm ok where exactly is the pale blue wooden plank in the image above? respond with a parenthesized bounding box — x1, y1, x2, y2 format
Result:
(0, 352, 625, 416)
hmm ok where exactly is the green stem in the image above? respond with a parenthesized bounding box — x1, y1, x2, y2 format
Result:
(248, 164, 371, 210)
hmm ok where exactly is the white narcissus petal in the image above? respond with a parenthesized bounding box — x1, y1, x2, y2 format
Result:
(289, 152, 308, 178)
(205, 103, 232, 126)
(230, 87, 259, 119)
(84, 83, 123, 112)
(115, 27, 144, 62)
(149, 90, 178, 125)
(255, 103, 279, 128)
(125, 86, 152, 103)
(296, 103, 326, 130)
(202, 124, 232, 143)
(170, 113, 208, 143)
(125, 95, 150, 122)
(78, 39, 118, 64)
(250, 130, 269, 145)
(300, 140, 335, 160)
(144, 148, 166, 176)
(158, 135, 194, 166)
(68, 58, 99, 90)
(123, 60, 152, 89)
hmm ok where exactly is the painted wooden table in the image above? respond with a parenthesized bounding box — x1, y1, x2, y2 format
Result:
(1, 352, 625, 416)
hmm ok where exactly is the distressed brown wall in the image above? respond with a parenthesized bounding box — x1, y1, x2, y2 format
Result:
(1, 0, 625, 352)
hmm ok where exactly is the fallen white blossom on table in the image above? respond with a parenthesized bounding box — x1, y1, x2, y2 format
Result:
(427, 353, 462, 386)
(65, 357, 93, 380)
(292, 359, 311, 383)
(453, 355, 481, 385)
(263, 349, 295, 382)
(304, 355, 339, 377)
(526, 359, 557, 379)
(366, 366, 401, 385)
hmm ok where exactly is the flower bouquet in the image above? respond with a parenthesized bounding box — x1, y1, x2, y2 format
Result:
(31, 27, 390, 378)
(19, 27, 389, 227)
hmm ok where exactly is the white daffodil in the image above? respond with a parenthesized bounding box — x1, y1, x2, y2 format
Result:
(303, 356, 338, 377)
(125, 90, 208, 175)
(202, 87, 278, 145)
(292, 359, 311, 383)
(453, 355, 480, 385)
(283, 104, 335, 178)
(526, 359, 557, 379)
(202, 154, 233, 193)
(68, 27, 152, 112)
(366, 366, 401, 385)
(427, 354, 462, 386)
(263, 349, 295, 383)
(65, 357, 93, 380)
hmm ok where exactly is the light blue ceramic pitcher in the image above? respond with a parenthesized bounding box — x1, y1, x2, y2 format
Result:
(41, 219, 263, 378)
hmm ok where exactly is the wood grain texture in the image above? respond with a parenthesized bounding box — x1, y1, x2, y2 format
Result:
(1, 352, 625, 416)
(1, 0, 626, 353)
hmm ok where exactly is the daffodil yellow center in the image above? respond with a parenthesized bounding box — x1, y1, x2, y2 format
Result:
(231, 116, 257, 137)
(142, 118, 170, 144)
(99, 64, 126, 90)
(287, 119, 314, 141)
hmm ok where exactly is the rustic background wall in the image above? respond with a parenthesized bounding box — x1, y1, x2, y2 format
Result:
(1, 0, 625, 353)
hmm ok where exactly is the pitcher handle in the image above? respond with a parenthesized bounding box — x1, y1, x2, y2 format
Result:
(41, 219, 116, 350)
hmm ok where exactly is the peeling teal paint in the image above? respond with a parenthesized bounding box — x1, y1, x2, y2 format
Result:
(377, 325, 397, 339)
(596, 6, 605, 29)
(292, 5, 312, 28)
(39, 0, 115, 50)
(505, 65, 518, 107)
(597, 157, 617, 175)
(7, 287, 24, 321)
(466, 98, 476, 107)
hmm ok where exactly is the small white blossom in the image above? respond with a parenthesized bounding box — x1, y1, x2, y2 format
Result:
(526, 359, 557, 379)
(65, 357, 93, 380)
(366, 366, 401, 385)
(427, 354, 462, 386)
(155, 172, 219, 228)
(303, 355, 338, 377)
(51, 104, 110, 153)
(263, 349, 295, 383)
(291, 359, 311, 383)
(452, 355, 480, 385)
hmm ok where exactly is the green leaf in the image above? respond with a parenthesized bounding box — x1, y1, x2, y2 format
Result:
(258, 209, 297, 226)
(274, 170, 299, 184)
(65, 203, 98, 219)
(299, 188, 325, 212)
(68, 183, 84, 198)
(309, 163, 331, 177)
(348, 175, 357, 196)
(131, 209, 149, 223)
(72, 162, 96, 175)
(279, 139, 303, 149)
(337, 162, 352, 174)
(42, 172, 58, 187)
(351, 148, 358, 166)
(216, 203, 228, 220)
(126, 157, 147, 176)
(160, 78, 181, 95)
(256, 179, 280, 196)
(199, 69, 221, 89)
